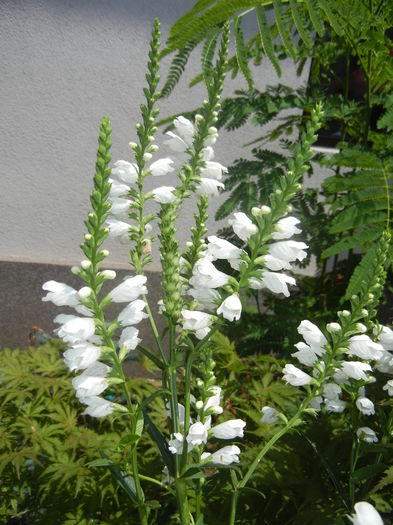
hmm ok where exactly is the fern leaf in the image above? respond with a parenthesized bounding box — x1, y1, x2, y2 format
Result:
(304, 0, 324, 36)
(329, 210, 387, 234)
(234, 15, 254, 91)
(272, 0, 297, 60)
(255, 6, 282, 76)
(201, 27, 221, 85)
(288, 0, 313, 48)
(322, 228, 382, 258)
(318, 0, 344, 37)
(345, 244, 379, 299)
(160, 37, 199, 98)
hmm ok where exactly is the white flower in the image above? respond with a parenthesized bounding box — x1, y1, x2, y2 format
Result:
(72, 361, 110, 398)
(109, 197, 132, 219)
(111, 160, 138, 184)
(261, 406, 279, 424)
(206, 236, 243, 261)
(375, 324, 393, 350)
(375, 350, 393, 374)
(109, 178, 130, 198)
(80, 396, 114, 418)
(107, 218, 130, 243)
(202, 146, 214, 161)
(54, 315, 96, 344)
(150, 158, 175, 176)
(168, 433, 186, 454)
(326, 322, 342, 334)
(196, 178, 225, 197)
(165, 131, 188, 153)
(211, 445, 241, 465)
(211, 419, 246, 439)
(260, 271, 296, 297)
(189, 258, 229, 289)
(205, 386, 222, 413)
(108, 275, 147, 303)
(118, 299, 148, 326)
(341, 361, 373, 381)
(348, 335, 384, 361)
(325, 399, 347, 413)
(297, 320, 327, 350)
(292, 342, 319, 366)
(282, 364, 313, 386)
(119, 326, 141, 351)
(181, 309, 212, 339)
(272, 217, 301, 240)
(200, 161, 227, 180)
(42, 281, 79, 307)
(356, 397, 375, 416)
(188, 287, 221, 311)
(174, 116, 195, 146)
(217, 294, 242, 322)
(349, 501, 383, 525)
(309, 396, 323, 411)
(63, 342, 101, 372)
(323, 383, 342, 400)
(165, 403, 187, 426)
(187, 422, 208, 446)
(263, 254, 292, 271)
(228, 212, 258, 241)
(268, 241, 308, 264)
(357, 427, 378, 443)
(152, 186, 176, 204)
(383, 379, 393, 396)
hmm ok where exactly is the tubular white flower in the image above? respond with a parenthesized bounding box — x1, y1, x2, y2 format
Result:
(341, 361, 373, 381)
(72, 361, 110, 398)
(109, 197, 132, 219)
(108, 275, 147, 303)
(169, 433, 186, 454)
(165, 131, 188, 153)
(206, 236, 243, 260)
(261, 406, 279, 424)
(325, 399, 347, 413)
(111, 160, 138, 184)
(211, 445, 241, 465)
(150, 157, 175, 176)
(228, 212, 258, 241)
(189, 258, 229, 289)
(200, 161, 228, 180)
(272, 216, 301, 240)
(349, 501, 383, 525)
(211, 419, 246, 439)
(260, 271, 296, 297)
(188, 287, 221, 311)
(282, 364, 313, 386)
(118, 299, 148, 326)
(263, 254, 292, 271)
(375, 324, 393, 350)
(356, 427, 378, 443)
(217, 294, 242, 322)
(205, 386, 222, 413)
(106, 218, 130, 243)
(356, 397, 375, 415)
(42, 281, 79, 307)
(375, 350, 393, 373)
(309, 396, 323, 411)
(196, 178, 225, 197)
(187, 421, 208, 446)
(174, 116, 195, 146)
(292, 342, 319, 366)
(165, 402, 188, 426)
(63, 342, 101, 372)
(119, 326, 141, 351)
(323, 383, 342, 400)
(348, 335, 384, 361)
(268, 240, 308, 264)
(181, 309, 212, 340)
(80, 396, 115, 418)
(202, 146, 214, 161)
(383, 379, 393, 396)
(109, 178, 130, 198)
(297, 320, 328, 350)
(55, 315, 96, 344)
(152, 186, 177, 204)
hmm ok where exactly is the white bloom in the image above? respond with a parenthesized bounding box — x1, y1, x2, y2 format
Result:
(107, 218, 130, 243)
(42, 281, 79, 307)
(187, 422, 208, 446)
(80, 396, 114, 418)
(109, 178, 130, 198)
(268, 240, 308, 264)
(72, 361, 110, 398)
(357, 427, 378, 443)
(323, 383, 342, 400)
(206, 236, 243, 260)
(349, 501, 383, 525)
(200, 161, 227, 180)
(174, 116, 195, 146)
(272, 217, 301, 240)
(375, 324, 393, 350)
(356, 397, 375, 416)
(261, 406, 279, 424)
(63, 343, 101, 372)
(152, 186, 176, 204)
(109, 275, 147, 303)
(309, 396, 323, 411)
(196, 178, 225, 197)
(181, 309, 212, 339)
(217, 294, 242, 322)
(263, 254, 292, 271)
(260, 271, 296, 297)
(109, 197, 132, 218)
(205, 386, 222, 413)
(292, 342, 319, 366)
(348, 335, 384, 361)
(202, 146, 214, 161)
(383, 379, 393, 396)
(326, 322, 341, 334)
(211, 445, 241, 465)
(111, 160, 138, 185)
(211, 419, 246, 439)
(119, 326, 141, 351)
(375, 350, 393, 374)
(188, 287, 221, 311)
(228, 212, 258, 241)
(55, 315, 96, 344)
(297, 320, 327, 350)
(118, 299, 148, 326)
(325, 399, 347, 413)
(165, 403, 187, 426)
(150, 158, 175, 176)
(189, 258, 229, 289)
(282, 364, 313, 386)
(168, 433, 186, 454)
(341, 361, 373, 381)
(165, 131, 188, 152)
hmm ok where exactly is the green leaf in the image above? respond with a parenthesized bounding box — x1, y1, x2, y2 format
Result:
(304, 0, 324, 36)
(143, 411, 175, 476)
(288, 0, 313, 48)
(255, 6, 281, 76)
(98, 451, 140, 504)
(345, 244, 379, 299)
(234, 15, 254, 91)
(352, 463, 387, 482)
(322, 228, 381, 258)
(201, 27, 221, 85)
(272, 0, 297, 59)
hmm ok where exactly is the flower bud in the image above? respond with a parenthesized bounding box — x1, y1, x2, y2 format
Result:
(195, 114, 204, 124)
(71, 266, 81, 275)
(341, 310, 350, 317)
(143, 152, 152, 161)
(78, 286, 92, 299)
(99, 249, 110, 257)
(195, 400, 204, 410)
(196, 379, 204, 388)
(129, 142, 138, 150)
(355, 323, 367, 333)
(361, 309, 369, 317)
(210, 405, 223, 415)
(81, 260, 92, 270)
(149, 144, 159, 152)
(261, 205, 272, 214)
(251, 207, 262, 217)
(326, 322, 341, 333)
(275, 189, 282, 196)
(147, 135, 155, 143)
(101, 270, 116, 280)
(84, 233, 92, 241)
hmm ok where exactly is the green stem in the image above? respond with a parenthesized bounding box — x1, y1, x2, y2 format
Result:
(180, 350, 195, 473)
(175, 478, 192, 525)
(143, 294, 168, 365)
(131, 446, 149, 525)
(349, 437, 360, 509)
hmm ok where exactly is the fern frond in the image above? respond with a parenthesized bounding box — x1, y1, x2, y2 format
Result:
(345, 244, 379, 300)
(201, 27, 221, 86)
(304, 0, 325, 36)
(322, 228, 382, 258)
(234, 15, 254, 91)
(255, 6, 281, 76)
(272, 0, 297, 59)
(160, 37, 200, 98)
(318, 0, 343, 37)
(288, 0, 313, 48)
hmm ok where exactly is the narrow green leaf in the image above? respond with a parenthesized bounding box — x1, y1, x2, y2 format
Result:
(201, 27, 220, 85)
(143, 411, 175, 476)
(98, 451, 140, 504)
(352, 463, 387, 482)
(255, 6, 281, 76)
(234, 15, 254, 91)
(288, 0, 313, 48)
(272, 0, 297, 59)
(322, 229, 382, 258)
(318, 0, 344, 36)
(304, 0, 324, 36)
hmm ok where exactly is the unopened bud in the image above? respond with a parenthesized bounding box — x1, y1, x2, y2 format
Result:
(129, 142, 138, 150)
(361, 309, 369, 317)
(326, 322, 341, 333)
(78, 286, 92, 299)
(71, 266, 80, 275)
(84, 233, 92, 241)
(210, 405, 223, 415)
(251, 207, 262, 217)
(208, 126, 218, 135)
(149, 144, 159, 152)
(260, 205, 271, 215)
(195, 400, 204, 410)
(99, 249, 110, 257)
(341, 310, 350, 317)
(195, 114, 204, 124)
(81, 260, 92, 270)
(101, 270, 116, 280)
(275, 189, 282, 196)
(355, 323, 367, 333)
(196, 379, 204, 388)
(143, 152, 152, 161)
(147, 135, 155, 142)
